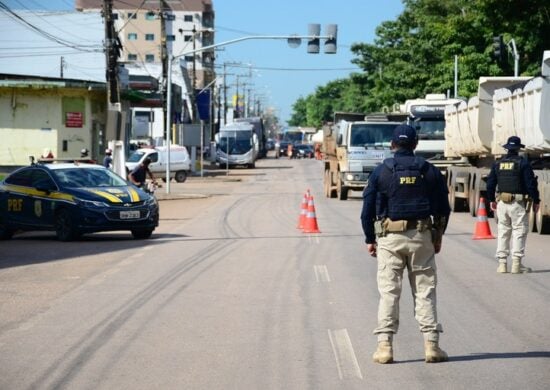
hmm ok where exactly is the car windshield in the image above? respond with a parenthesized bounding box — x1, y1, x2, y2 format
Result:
(350, 124, 395, 148)
(53, 167, 128, 188)
(415, 119, 445, 140)
(127, 150, 146, 163)
(218, 131, 252, 154)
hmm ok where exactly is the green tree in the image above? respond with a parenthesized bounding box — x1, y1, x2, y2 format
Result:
(290, 0, 550, 119)
(288, 97, 307, 127)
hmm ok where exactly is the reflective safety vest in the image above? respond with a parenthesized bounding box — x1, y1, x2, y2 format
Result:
(381, 156, 431, 220)
(496, 155, 522, 194)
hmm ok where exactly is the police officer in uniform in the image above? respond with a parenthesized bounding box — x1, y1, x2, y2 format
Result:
(486, 136, 540, 274)
(361, 124, 451, 364)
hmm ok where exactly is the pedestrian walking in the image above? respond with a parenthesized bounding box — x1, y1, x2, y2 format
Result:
(361, 124, 451, 364)
(103, 148, 113, 169)
(486, 136, 540, 274)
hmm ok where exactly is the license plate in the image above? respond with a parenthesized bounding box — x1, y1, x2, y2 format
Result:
(120, 210, 140, 219)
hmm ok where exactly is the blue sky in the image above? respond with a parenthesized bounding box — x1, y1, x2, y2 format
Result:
(1, 0, 404, 123)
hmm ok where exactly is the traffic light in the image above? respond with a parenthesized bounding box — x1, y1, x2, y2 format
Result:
(324, 24, 337, 54)
(307, 24, 320, 54)
(493, 35, 505, 62)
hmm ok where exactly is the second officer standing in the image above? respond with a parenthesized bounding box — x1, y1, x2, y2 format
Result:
(361, 124, 451, 364)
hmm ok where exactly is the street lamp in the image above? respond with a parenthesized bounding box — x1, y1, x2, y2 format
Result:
(164, 29, 337, 193)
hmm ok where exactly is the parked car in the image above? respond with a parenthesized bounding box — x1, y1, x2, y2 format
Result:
(277, 141, 292, 157)
(0, 160, 159, 241)
(294, 144, 315, 159)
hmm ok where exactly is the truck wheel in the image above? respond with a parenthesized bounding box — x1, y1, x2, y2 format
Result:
(329, 172, 337, 198)
(323, 170, 330, 198)
(528, 205, 537, 233)
(449, 186, 467, 212)
(538, 215, 550, 235)
(175, 171, 187, 183)
(469, 175, 480, 216)
(536, 185, 549, 234)
(55, 210, 80, 241)
(337, 179, 348, 200)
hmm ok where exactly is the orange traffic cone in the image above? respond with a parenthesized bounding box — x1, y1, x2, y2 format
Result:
(303, 195, 321, 233)
(473, 197, 495, 239)
(297, 190, 310, 229)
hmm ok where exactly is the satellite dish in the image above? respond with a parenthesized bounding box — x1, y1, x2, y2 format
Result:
(287, 35, 301, 48)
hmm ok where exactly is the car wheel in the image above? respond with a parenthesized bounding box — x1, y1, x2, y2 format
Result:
(55, 209, 80, 241)
(175, 170, 187, 183)
(131, 229, 154, 239)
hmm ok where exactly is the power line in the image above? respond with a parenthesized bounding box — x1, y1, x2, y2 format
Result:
(217, 63, 360, 72)
(0, 1, 101, 52)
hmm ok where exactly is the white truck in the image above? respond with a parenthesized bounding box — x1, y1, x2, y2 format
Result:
(215, 122, 258, 168)
(397, 94, 463, 169)
(323, 113, 402, 200)
(125, 145, 191, 183)
(445, 51, 550, 234)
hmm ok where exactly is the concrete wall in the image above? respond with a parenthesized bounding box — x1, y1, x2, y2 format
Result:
(0, 87, 106, 166)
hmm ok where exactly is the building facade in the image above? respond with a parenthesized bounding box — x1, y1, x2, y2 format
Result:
(0, 75, 107, 166)
(75, 0, 215, 90)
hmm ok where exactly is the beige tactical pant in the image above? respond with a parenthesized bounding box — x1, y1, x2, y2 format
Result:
(496, 200, 528, 262)
(374, 229, 442, 341)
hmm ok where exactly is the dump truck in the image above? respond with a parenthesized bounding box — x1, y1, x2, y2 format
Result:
(322, 112, 402, 200)
(445, 50, 550, 234)
(397, 94, 463, 171)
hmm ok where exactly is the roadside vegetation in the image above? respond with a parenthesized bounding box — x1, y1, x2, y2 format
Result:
(288, 0, 550, 127)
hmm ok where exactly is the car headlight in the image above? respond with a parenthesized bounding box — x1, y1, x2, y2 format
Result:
(144, 196, 158, 206)
(75, 198, 109, 208)
(346, 174, 354, 181)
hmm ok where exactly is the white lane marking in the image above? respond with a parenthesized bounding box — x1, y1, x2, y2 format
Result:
(142, 245, 153, 251)
(307, 235, 321, 244)
(314, 265, 331, 282)
(328, 328, 363, 380)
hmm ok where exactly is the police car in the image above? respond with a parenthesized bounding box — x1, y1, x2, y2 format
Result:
(0, 159, 159, 241)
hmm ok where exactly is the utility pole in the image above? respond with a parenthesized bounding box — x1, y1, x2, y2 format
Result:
(223, 62, 227, 124)
(160, 0, 168, 140)
(104, 0, 120, 106)
(234, 75, 240, 119)
(60, 56, 65, 78)
(103, 0, 124, 175)
(192, 25, 197, 123)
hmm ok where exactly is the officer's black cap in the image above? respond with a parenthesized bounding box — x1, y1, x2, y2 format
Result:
(502, 136, 525, 150)
(392, 124, 417, 145)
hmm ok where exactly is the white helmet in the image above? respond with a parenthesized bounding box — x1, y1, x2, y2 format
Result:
(105, 148, 112, 154)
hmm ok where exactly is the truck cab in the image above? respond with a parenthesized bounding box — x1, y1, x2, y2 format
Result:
(323, 115, 401, 200)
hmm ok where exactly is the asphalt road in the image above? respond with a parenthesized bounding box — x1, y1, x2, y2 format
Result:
(1, 156, 549, 390)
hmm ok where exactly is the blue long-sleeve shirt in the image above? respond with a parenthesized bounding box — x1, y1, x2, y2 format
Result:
(486, 152, 540, 203)
(360, 149, 451, 244)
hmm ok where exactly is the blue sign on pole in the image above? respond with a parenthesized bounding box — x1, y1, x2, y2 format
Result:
(196, 89, 210, 121)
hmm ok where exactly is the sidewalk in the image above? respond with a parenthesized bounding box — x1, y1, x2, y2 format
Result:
(154, 168, 242, 201)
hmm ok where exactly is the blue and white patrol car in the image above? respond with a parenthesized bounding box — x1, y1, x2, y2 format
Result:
(0, 160, 159, 241)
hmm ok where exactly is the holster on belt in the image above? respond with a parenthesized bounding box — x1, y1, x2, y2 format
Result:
(498, 192, 514, 203)
(381, 218, 432, 234)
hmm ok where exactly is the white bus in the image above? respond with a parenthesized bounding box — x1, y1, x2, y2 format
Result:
(215, 122, 258, 168)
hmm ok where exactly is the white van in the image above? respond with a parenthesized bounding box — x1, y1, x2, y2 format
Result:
(126, 145, 191, 182)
